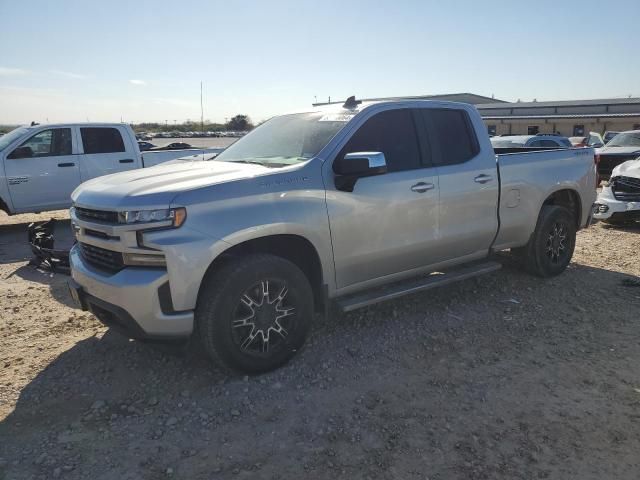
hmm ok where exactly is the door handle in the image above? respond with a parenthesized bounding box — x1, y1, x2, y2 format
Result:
(474, 174, 493, 184)
(410, 182, 435, 193)
(119, 159, 134, 164)
(58, 162, 75, 167)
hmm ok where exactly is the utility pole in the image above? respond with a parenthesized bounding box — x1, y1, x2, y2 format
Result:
(200, 81, 204, 134)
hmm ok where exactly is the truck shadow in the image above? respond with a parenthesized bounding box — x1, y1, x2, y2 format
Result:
(2, 261, 639, 478)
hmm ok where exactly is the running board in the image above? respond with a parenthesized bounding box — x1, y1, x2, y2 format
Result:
(336, 261, 502, 313)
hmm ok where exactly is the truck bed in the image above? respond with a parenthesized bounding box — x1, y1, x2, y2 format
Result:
(493, 147, 597, 250)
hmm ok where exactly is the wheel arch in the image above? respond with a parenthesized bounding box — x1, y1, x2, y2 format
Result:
(541, 188, 582, 228)
(0, 196, 10, 215)
(199, 234, 327, 314)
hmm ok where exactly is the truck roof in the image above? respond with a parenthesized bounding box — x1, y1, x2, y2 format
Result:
(298, 98, 475, 118)
(18, 122, 130, 130)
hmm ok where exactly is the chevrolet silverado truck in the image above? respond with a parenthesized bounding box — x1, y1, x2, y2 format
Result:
(68, 98, 597, 373)
(0, 123, 223, 215)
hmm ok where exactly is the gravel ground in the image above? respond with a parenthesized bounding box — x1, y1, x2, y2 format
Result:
(1, 211, 640, 479)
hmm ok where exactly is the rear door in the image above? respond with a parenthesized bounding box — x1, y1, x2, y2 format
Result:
(78, 126, 138, 181)
(325, 108, 440, 289)
(418, 107, 499, 261)
(4, 127, 80, 211)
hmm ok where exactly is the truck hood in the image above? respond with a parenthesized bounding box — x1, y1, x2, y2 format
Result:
(596, 145, 640, 156)
(611, 158, 640, 179)
(71, 160, 270, 209)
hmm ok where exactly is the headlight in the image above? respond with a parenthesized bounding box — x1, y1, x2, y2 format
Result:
(118, 207, 186, 227)
(123, 252, 167, 267)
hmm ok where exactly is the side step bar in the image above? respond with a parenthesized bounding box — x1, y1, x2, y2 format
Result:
(336, 261, 502, 313)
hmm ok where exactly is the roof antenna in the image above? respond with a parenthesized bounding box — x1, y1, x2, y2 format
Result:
(343, 95, 361, 109)
(30, 121, 39, 126)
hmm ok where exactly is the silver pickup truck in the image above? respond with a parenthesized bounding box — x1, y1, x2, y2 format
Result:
(68, 98, 597, 373)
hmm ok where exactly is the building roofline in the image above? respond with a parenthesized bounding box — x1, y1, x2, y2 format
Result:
(481, 112, 640, 120)
(477, 97, 640, 109)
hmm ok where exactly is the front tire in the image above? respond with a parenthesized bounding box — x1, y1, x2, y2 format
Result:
(196, 254, 314, 373)
(514, 205, 576, 277)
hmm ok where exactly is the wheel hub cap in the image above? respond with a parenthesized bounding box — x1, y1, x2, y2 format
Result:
(232, 280, 295, 355)
(546, 222, 567, 264)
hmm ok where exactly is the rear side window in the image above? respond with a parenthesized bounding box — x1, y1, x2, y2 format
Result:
(339, 109, 420, 172)
(420, 109, 479, 166)
(81, 128, 125, 154)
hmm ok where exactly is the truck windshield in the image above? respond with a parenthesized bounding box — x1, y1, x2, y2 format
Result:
(214, 112, 351, 167)
(0, 126, 30, 151)
(606, 132, 640, 147)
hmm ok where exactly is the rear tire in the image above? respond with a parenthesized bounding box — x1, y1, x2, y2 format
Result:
(196, 254, 314, 374)
(513, 205, 576, 278)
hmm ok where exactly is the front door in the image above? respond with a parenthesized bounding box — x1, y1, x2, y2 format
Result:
(5, 127, 80, 211)
(324, 108, 440, 290)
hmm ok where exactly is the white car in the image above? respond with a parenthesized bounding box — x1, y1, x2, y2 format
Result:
(0, 123, 223, 215)
(594, 158, 640, 224)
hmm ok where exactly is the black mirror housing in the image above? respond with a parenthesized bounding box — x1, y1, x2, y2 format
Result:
(334, 152, 387, 191)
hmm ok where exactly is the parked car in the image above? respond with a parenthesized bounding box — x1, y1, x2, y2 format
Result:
(0, 123, 223, 215)
(593, 157, 640, 224)
(68, 99, 597, 373)
(137, 141, 157, 151)
(569, 132, 604, 148)
(490, 134, 572, 149)
(603, 131, 620, 144)
(163, 142, 192, 150)
(594, 130, 640, 178)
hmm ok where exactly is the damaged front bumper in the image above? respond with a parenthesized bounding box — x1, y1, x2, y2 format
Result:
(593, 176, 640, 220)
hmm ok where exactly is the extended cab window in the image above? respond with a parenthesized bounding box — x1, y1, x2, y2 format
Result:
(420, 109, 479, 166)
(81, 127, 125, 154)
(9, 128, 72, 159)
(340, 109, 420, 172)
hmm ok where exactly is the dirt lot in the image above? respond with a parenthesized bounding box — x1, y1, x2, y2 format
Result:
(1, 211, 640, 480)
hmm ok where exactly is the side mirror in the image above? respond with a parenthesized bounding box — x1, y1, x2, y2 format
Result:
(592, 142, 604, 148)
(8, 146, 34, 159)
(333, 152, 387, 191)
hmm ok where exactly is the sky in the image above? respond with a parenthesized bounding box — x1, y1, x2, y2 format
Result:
(1, 0, 639, 125)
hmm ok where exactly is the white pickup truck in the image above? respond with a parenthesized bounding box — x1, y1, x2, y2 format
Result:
(0, 123, 223, 214)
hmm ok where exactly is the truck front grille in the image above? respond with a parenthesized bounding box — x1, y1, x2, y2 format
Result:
(598, 154, 639, 177)
(79, 243, 124, 272)
(75, 207, 119, 224)
(611, 176, 640, 202)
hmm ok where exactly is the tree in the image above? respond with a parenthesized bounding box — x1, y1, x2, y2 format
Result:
(226, 114, 253, 131)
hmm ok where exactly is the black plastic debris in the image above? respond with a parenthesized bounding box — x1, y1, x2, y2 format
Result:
(27, 219, 71, 274)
